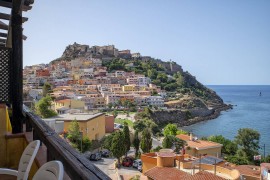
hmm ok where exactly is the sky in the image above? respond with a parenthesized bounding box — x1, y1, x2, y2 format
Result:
(21, 0, 270, 85)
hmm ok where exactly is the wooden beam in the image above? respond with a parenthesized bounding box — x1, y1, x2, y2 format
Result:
(11, 0, 24, 133)
(0, 32, 7, 38)
(0, 20, 8, 30)
(2, 31, 27, 40)
(0, 12, 28, 22)
(0, 1, 32, 11)
(0, 38, 6, 43)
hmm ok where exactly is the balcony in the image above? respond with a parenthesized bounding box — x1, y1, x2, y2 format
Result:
(0, 0, 110, 179)
(0, 104, 111, 180)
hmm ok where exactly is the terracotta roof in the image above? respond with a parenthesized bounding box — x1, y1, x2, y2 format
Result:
(234, 165, 260, 178)
(144, 167, 225, 180)
(144, 167, 191, 180)
(186, 171, 226, 180)
(177, 134, 191, 141)
(176, 134, 222, 150)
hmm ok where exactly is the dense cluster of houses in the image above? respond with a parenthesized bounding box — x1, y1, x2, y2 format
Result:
(23, 54, 167, 112)
(22, 48, 167, 142)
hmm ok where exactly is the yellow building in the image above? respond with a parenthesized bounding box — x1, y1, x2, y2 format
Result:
(73, 73, 81, 80)
(55, 113, 106, 140)
(54, 99, 85, 111)
(176, 134, 222, 157)
(122, 85, 135, 92)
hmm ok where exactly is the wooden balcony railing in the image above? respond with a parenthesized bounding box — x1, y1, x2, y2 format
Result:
(22, 105, 111, 180)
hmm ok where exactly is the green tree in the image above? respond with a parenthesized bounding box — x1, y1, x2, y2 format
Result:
(208, 135, 238, 155)
(147, 69, 157, 79)
(174, 138, 186, 154)
(67, 120, 91, 152)
(108, 103, 113, 110)
(101, 133, 115, 150)
(235, 128, 260, 161)
(42, 82, 52, 97)
(111, 131, 126, 166)
(140, 128, 152, 153)
(123, 122, 131, 156)
(226, 155, 249, 165)
(67, 120, 81, 143)
(112, 110, 118, 118)
(133, 118, 160, 135)
(133, 130, 140, 158)
(173, 72, 184, 86)
(163, 123, 178, 136)
(82, 137, 92, 153)
(176, 129, 188, 135)
(162, 136, 186, 153)
(162, 135, 175, 148)
(262, 155, 270, 163)
(133, 120, 147, 132)
(157, 73, 168, 83)
(151, 146, 162, 152)
(35, 96, 57, 118)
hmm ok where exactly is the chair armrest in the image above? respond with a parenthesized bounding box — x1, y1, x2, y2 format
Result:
(0, 168, 18, 176)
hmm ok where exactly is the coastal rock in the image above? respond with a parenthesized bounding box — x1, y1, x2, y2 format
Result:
(151, 104, 232, 127)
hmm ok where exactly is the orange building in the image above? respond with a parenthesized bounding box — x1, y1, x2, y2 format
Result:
(105, 115, 114, 133)
(36, 69, 50, 77)
(176, 134, 223, 158)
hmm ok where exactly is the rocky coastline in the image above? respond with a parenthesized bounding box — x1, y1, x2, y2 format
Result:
(180, 104, 233, 127)
(150, 103, 233, 127)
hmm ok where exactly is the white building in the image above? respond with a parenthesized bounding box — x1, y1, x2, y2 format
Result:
(115, 71, 125, 77)
(138, 77, 151, 87)
(29, 89, 43, 100)
(146, 96, 164, 107)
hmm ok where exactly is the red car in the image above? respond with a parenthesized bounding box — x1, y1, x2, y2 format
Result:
(122, 157, 134, 167)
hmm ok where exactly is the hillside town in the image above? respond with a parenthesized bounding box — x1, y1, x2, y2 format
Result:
(1, 1, 270, 180)
(19, 43, 270, 180)
(23, 43, 167, 112)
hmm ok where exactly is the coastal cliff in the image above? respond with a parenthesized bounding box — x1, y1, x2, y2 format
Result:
(150, 104, 232, 127)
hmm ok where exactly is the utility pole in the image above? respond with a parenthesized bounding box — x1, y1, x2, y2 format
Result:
(199, 154, 201, 171)
(214, 159, 217, 175)
(80, 131, 83, 153)
(263, 144, 265, 159)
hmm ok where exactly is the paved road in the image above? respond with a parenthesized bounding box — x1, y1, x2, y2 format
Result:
(152, 137, 162, 148)
(91, 151, 141, 179)
(91, 157, 116, 176)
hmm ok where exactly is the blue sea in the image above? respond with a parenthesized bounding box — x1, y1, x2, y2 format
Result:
(182, 85, 270, 155)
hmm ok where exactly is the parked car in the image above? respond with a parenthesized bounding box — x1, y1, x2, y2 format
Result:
(114, 123, 123, 129)
(132, 159, 142, 168)
(137, 165, 142, 172)
(90, 152, 102, 161)
(122, 157, 133, 167)
(100, 149, 110, 158)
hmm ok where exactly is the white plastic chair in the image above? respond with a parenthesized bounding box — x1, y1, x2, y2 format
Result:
(0, 140, 40, 180)
(32, 161, 64, 180)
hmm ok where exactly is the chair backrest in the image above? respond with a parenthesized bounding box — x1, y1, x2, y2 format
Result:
(32, 161, 64, 180)
(17, 140, 40, 180)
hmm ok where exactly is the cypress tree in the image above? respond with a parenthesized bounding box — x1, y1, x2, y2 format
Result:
(133, 130, 140, 158)
(123, 122, 131, 157)
(140, 128, 152, 153)
(111, 131, 125, 166)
